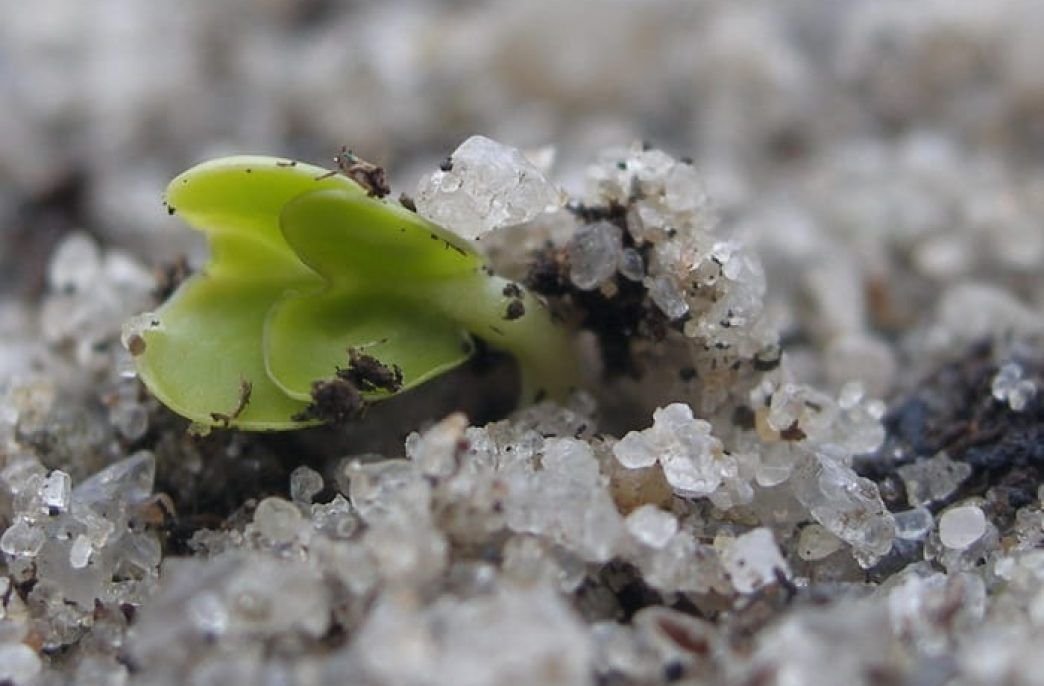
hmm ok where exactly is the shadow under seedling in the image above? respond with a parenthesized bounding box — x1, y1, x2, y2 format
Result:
(129, 154, 579, 430)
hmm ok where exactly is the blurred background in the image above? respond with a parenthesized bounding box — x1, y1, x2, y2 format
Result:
(4, 5, 1044, 683)
(1, 0, 1042, 327)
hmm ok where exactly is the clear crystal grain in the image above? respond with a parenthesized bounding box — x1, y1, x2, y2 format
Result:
(720, 528, 790, 594)
(897, 453, 971, 507)
(894, 507, 934, 541)
(415, 135, 563, 239)
(625, 505, 678, 549)
(568, 221, 623, 290)
(939, 506, 987, 550)
(617, 248, 645, 281)
(39, 470, 71, 512)
(0, 520, 46, 557)
(253, 497, 304, 545)
(289, 466, 324, 505)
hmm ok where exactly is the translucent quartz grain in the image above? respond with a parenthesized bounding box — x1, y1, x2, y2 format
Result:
(73, 450, 156, 514)
(289, 466, 324, 504)
(614, 403, 730, 498)
(991, 363, 1023, 402)
(939, 506, 987, 550)
(893, 507, 934, 541)
(624, 505, 678, 549)
(991, 362, 1037, 412)
(568, 221, 623, 290)
(797, 524, 843, 561)
(253, 497, 304, 545)
(39, 470, 71, 512)
(645, 275, 689, 320)
(897, 453, 971, 507)
(415, 135, 563, 239)
(617, 248, 645, 282)
(663, 163, 706, 212)
(0, 520, 45, 557)
(613, 433, 659, 470)
(69, 535, 93, 569)
(720, 528, 790, 594)
(505, 438, 625, 563)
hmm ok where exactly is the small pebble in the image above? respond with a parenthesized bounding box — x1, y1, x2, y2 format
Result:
(939, 505, 987, 550)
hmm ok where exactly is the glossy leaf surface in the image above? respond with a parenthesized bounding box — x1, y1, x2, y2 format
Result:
(136, 156, 482, 429)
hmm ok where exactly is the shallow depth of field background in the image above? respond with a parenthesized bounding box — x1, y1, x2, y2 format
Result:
(3, 0, 1041, 307)
(2, 3, 1044, 685)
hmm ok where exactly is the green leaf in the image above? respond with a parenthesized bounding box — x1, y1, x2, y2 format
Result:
(135, 154, 579, 430)
(278, 188, 481, 283)
(137, 276, 314, 429)
(137, 157, 485, 429)
(263, 291, 473, 401)
(164, 156, 367, 279)
(263, 189, 479, 399)
(139, 156, 357, 428)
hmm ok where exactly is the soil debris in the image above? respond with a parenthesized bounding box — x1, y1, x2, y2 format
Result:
(338, 348, 404, 393)
(319, 147, 390, 198)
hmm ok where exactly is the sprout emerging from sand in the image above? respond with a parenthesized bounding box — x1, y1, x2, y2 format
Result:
(128, 155, 576, 430)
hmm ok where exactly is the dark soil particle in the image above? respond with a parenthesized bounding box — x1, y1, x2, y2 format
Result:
(752, 345, 781, 372)
(209, 380, 252, 427)
(398, 192, 417, 212)
(339, 348, 404, 393)
(779, 421, 806, 442)
(504, 299, 525, 320)
(565, 199, 628, 226)
(858, 340, 1044, 531)
(525, 216, 671, 379)
(732, 405, 756, 430)
(293, 378, 366, 425)
(329, 148, 390, 198)
(291, 349, 403, 425)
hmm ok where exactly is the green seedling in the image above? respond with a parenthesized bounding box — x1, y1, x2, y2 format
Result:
(130, 155, 578, 430)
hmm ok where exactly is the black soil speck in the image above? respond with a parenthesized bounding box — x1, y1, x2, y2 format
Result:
(504, 300, 525, 320)
(339, 348, 404, 393)
(753, 345, 781, 372)
(732, 405, 755, 430)
(293, 378, 365, 424)
(779, 421, 807, 442)
(330, 147, 390, 198)
(525, 228, 669, 378)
